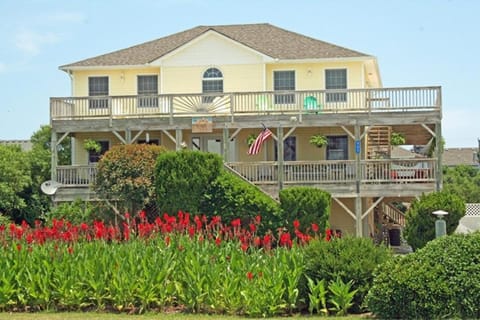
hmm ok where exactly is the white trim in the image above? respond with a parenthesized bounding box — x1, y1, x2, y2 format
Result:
(151, 30, 275, 65)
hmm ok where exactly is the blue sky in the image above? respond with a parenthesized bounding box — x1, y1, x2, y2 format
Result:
(0, 0, 478, 148)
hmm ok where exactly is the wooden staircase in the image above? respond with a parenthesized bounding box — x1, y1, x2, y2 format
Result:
(382, 202, 406, 227)
(367, 126, 392, 159)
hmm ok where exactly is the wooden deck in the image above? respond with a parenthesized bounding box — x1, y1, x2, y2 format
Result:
(51, 86, 441, 123)
(55, 158, 436, 200)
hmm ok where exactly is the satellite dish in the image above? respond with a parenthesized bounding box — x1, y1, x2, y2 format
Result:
(41, 180, 61, 195)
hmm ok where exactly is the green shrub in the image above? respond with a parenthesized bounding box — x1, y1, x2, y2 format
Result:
(366, 232, 480, 319)
(95, 144, 166, 216)
(44, 199, 99, 226)
(201, 171, 281, 232)
(279, 187, 330, 233)
(301, 237, 392, 313)
(155, 150, 223, 215)
(403, 191, 465, 251)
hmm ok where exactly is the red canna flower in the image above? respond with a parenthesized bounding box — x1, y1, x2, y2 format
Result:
(293, 219, 300, 230)
(165, 236, 171, 246)
(326, 228, 333, 242)
(188, 226, 195, 238)
(215, 236, 221, 246)
(16, 243, 21, 251)
(279, 232, 292, 248)
(241, 242, 249, 252)
(311, 223, 319, 233)
(231, 218, 241, 228)
(246, 271, 254, 280)
(67, 246, 74, 254)
(255, 215, 261, 225)
(249, 223, 256, 233)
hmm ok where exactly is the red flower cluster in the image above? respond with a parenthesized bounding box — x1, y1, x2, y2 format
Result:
(0, 211, 330, 253)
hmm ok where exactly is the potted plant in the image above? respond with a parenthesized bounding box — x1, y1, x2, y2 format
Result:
(309, 134, 328, 148)
(390, 132, 406, 146)
(83, 139, 101, 153)
(246, 133, 257, 147)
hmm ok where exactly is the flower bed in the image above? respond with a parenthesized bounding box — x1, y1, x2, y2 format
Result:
(0, 212, 327, 316)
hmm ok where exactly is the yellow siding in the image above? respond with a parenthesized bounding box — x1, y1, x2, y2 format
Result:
(72, 61, 366, 97)
(73, 131, 176, 165)
(73, 68, 160, 96)
(162, 64, 265, 94)
(266, 61, 365, 91)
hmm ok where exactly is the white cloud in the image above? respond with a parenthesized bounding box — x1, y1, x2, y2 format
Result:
(14, 29, 60, 56)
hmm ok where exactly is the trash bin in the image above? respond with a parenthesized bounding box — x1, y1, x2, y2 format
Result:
(388, 225, 401, 246)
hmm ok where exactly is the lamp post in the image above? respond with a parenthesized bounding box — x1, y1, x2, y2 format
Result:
(432, 210, 448, 238)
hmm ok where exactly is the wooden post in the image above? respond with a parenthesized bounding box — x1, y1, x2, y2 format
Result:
(175, 128, 183, 150)
(277, 126, 284, 191)
(51, 130, 58, 181)
(435, 122, 442, 191)
(354, 123, 363, 237)
(223, 127, 229, 162)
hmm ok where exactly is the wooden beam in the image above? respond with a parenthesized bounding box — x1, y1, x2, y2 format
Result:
(161, 129, 176, 143)
(341, 125, 355, 140)
(333, 197, 357, 221)
(283, 126, 297, 141)
(421, 123, 436, 137)
(229, 128, 242, 141)
(56, 132, 70, 146)
(361, 197, 384, 220)
(112, 131, 127, 144)
(131, 130, 144, 143)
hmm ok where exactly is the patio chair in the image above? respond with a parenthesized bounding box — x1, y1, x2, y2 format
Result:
(303, 96, 322, 114)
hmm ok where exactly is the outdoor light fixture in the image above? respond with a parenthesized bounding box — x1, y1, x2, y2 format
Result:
(432, 210, 448, 238)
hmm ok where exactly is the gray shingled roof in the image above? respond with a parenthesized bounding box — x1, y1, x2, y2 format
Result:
(443, 148, 479, 167)
(60, 23, 371, 69)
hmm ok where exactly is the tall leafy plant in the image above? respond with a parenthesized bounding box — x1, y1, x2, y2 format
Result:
(155, 150, 223, 215)
(94, 144, 166, 217)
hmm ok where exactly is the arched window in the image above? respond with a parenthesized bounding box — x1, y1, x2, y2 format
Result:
(202, 68, 223, 103)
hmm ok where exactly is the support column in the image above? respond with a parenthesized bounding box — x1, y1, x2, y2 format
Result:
(125, 129, 132, 144)
(354, 123, 363, 237)
(277, 126, 284, 191)
(435, 122, 443, 191)
(51, 130, 58, 181)
(175, 128, 183, 151)
(222, 127, 229, 162)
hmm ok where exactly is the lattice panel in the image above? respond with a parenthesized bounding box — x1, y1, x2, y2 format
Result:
(466, 203, 480, 216)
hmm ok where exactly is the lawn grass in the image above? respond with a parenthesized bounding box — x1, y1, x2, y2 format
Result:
(0, 312, 366, 320)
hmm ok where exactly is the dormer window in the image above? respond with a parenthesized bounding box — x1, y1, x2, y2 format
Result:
(202, 68, 223, 103)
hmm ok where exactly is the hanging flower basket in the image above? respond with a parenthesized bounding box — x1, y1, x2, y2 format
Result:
(309, 134, 328, 148)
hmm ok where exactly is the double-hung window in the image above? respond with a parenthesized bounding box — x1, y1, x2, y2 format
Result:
(202, 68, 223, 103)
(138, 75, 158, 107)
(326, 136, 348, 160)
(325, 69, 347, 103)
(274, 70, 295, 104)
(88, 77, 109, 109)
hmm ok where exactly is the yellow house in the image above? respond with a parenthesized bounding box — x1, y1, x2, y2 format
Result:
(49, 23, 442, 237)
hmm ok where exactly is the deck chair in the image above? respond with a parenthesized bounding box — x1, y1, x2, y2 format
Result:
(303, 96, 322, 114)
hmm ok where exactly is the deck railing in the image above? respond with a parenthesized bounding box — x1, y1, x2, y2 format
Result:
(226, 158, 436, 185)
(51, 86, 441, 120)
(56, 159, 436, 187)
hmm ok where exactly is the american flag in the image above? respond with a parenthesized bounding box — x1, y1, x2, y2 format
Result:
(247, 128, 273, 155)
